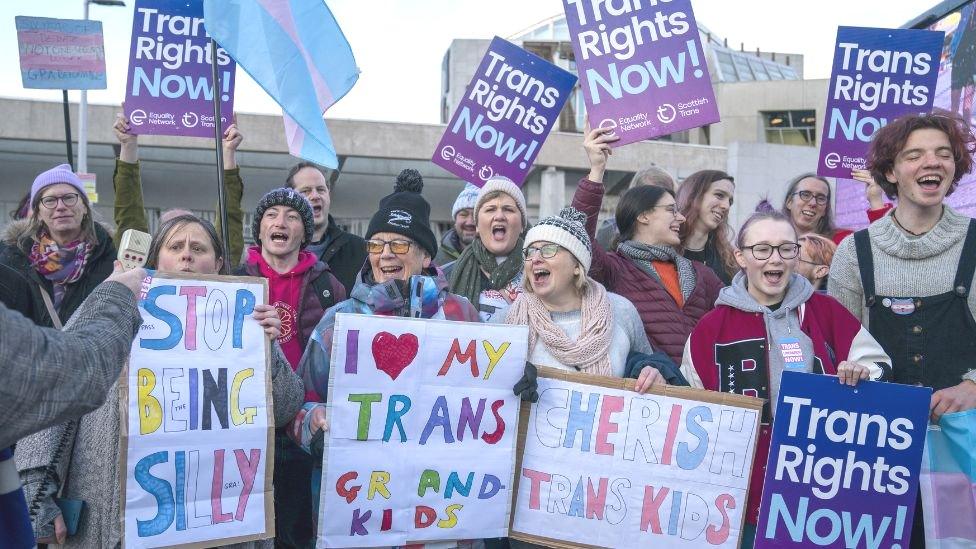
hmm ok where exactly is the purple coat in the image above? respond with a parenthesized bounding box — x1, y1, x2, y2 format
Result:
(572, 177, 722, 364)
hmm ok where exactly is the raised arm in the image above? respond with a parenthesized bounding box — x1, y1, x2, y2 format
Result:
(112, 114, 149, 248)
(571, 125, 619, 284)
(216, 119, 245, 267)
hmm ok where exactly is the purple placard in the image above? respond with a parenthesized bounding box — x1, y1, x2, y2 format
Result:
(433, 37, 576, 187)
(16, 16, 107, 90)
(755, 372, 931, 549)
(124, 0, 235, 137)
(563, 0, 719, 146)
(817, 27, 943, 178)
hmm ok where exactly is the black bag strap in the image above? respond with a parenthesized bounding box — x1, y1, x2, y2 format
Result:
(953, 219, 976, 298)
(853, 229, 877, 307)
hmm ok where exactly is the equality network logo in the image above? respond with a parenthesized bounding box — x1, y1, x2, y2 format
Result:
(824, 153, 841, 169)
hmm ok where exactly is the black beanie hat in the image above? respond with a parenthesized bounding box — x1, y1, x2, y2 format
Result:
(366, 169, 437, 258)
(252, 187, 315, 247)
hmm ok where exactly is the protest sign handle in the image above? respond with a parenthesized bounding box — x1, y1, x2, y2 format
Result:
(210, 38, 231, 256)
(62, 90, 74, 170)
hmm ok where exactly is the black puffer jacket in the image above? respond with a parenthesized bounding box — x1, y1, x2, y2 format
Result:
(0, 220, 116, 327)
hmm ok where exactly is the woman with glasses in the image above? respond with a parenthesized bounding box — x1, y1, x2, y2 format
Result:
(571, 126, 723, 365)
(796, 234, 836, 291)
(505, 208, 664, 392)
(291, 171, 480, 540)
(676, 169, 737, 285)
(0, 165, 116, 328)
(680, 209, 890, 548)
(781, 173, 891, 245)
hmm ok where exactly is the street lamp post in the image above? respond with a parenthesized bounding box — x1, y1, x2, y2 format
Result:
(80, 0, 125, 174)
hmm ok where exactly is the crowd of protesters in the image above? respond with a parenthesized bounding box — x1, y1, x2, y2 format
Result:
(2, 110, 976, 549)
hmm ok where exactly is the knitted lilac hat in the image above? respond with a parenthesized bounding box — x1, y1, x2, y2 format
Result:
(30, 164, 85, 206)
(525, 207, 592, 271)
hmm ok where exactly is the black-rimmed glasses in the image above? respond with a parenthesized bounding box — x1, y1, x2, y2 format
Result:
(741, 242, 801, 260)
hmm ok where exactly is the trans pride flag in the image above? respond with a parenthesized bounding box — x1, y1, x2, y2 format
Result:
(920, 410, 976, 548)
(203, 0, 359, 169)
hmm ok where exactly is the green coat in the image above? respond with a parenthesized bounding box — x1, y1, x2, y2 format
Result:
(112, 159, 245, 268)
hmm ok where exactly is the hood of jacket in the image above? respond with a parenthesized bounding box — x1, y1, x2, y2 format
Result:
(718, 271, 813, 316)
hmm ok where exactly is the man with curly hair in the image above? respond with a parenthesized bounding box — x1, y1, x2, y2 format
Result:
(829, 111, 976, 546)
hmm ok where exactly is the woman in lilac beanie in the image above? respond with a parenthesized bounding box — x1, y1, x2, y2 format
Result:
(0, 164, 116, 328)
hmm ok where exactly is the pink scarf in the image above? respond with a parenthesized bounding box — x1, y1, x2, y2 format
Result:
(506, 278, 614, 376)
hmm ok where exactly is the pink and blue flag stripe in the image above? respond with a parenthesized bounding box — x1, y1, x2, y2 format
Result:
(203, 0, 359, 169)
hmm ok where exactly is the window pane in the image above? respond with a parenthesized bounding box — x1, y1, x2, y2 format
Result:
(765, 129, 784, 144)
(749, 60, 770, 80)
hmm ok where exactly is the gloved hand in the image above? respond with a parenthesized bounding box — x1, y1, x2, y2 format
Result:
(310, 428, 324, 462)
(513, 361, 539, 403)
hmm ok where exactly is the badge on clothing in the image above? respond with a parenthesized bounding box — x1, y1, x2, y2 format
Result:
(778, 337, 806, 366)
(886, 297, 916, 316)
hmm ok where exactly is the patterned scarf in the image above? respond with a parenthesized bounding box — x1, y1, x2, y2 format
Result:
(28, 232, 91, 309)
(449, 237, 524, 306)
(505, 278, 613, 376)
(616, 240, 696, 301)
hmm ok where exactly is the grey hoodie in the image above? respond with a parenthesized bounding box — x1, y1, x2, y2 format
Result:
(717, 272, 815, 415)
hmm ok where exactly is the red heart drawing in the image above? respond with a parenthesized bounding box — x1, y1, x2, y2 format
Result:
(371, 331, 419, 380)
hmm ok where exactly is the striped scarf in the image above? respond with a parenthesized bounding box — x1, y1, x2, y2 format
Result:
(505, 278, 613, 376)
(0, 447, 33, 548)
(616, 240, 697, 301)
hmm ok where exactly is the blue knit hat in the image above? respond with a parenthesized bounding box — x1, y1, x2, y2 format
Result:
(452, 184, 480, 217)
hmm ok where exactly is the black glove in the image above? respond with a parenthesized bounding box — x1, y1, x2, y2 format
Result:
(310, 428, 325, 461)
(513, 361, 539, 403)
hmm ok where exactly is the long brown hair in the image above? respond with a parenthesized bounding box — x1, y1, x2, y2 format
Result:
(781, 173, 837, 238)
(677, 170, 737, 278)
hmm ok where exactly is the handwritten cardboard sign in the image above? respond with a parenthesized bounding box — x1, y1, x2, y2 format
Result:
(15, 16, 107, 90)
(319, 313, 528, 547)
(510, 367, 763, 548)
(121, 273, 273, 548)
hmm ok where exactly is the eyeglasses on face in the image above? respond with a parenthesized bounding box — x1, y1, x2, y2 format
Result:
(366, 239, 413, 255)
(650, 204, 680, 217)
(522, 243, 561, 260)
(40, 193, 80, 209)
(792, 190, 829, 206)
(741, 242, 801, 260)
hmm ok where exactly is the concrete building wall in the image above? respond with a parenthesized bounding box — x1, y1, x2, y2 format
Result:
(711, 78, 829, 147)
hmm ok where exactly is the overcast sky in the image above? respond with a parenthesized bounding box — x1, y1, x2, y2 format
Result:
(2, 0, 932, 124)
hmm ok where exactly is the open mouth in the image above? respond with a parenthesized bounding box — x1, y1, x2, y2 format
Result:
(269, 231, 289, 244)
(763, 270, 784, 285)
(917, 174, 942, 191)
(491, 224, 508, 241)
(800, 209, 817, 219)
(379, 265, 403, 277)
(532, 267, 551, 285)
(712, 211, 724, 223)
(670, 223, 682, 235)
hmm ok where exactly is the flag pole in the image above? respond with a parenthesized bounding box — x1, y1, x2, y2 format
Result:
(210, 37, 231, 257)
(62, 90, 75, 170)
